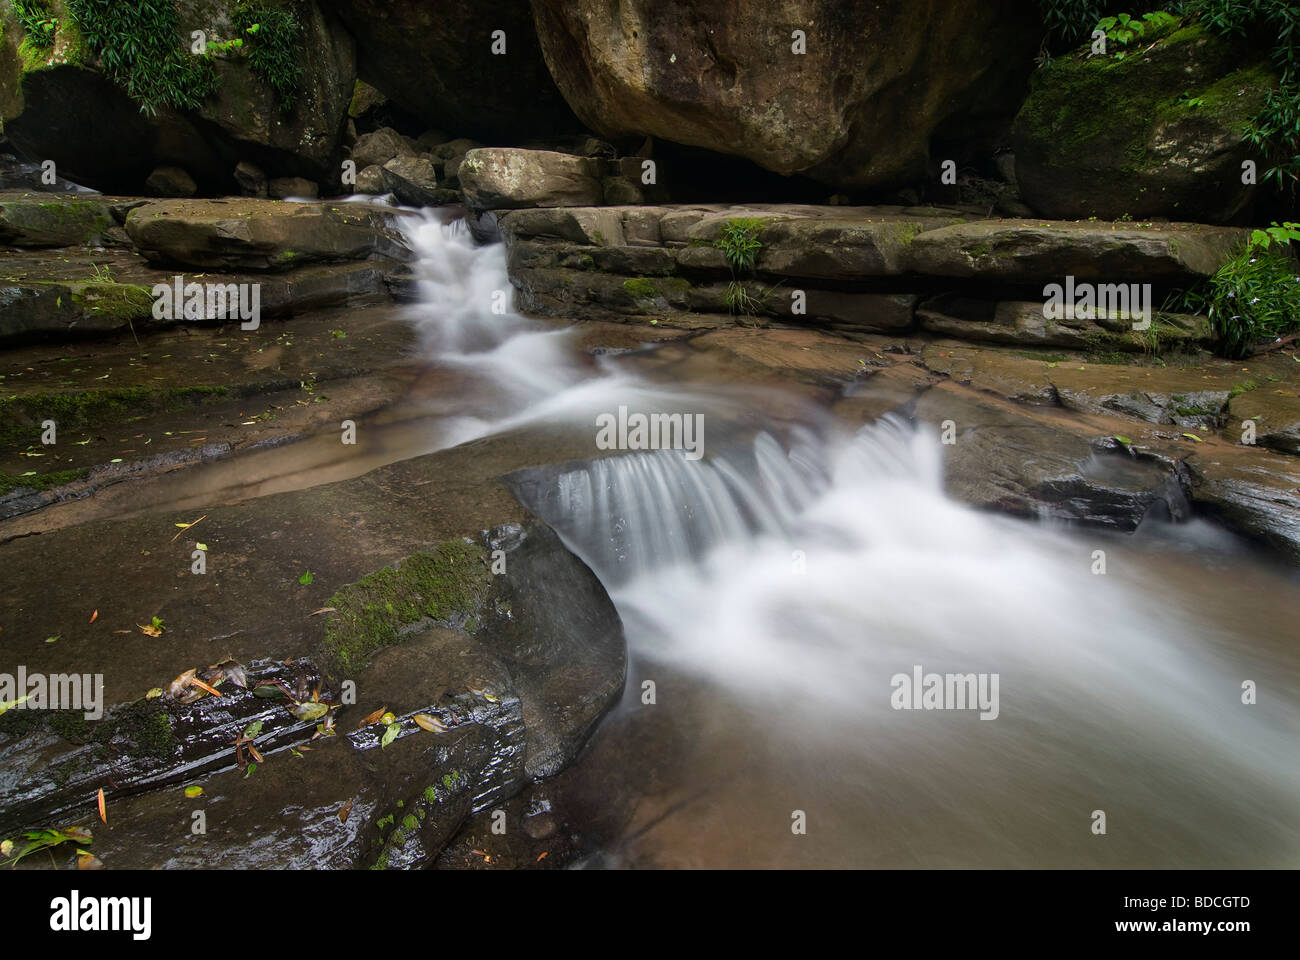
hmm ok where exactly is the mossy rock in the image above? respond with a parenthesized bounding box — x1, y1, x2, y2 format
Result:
(321, 539, 493, 676)
(0, 384, 229, 446)
(1012, 21, 1275, 223)
(0, 198, 114, 247)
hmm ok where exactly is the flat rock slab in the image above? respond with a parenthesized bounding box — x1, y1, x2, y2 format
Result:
(125, 198, 410, 271)
(904, 219, 1245, 283)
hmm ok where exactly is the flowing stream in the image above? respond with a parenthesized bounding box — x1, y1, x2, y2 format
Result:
(404, 212, 1300, 867)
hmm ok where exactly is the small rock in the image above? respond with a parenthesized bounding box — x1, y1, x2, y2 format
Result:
(351, 126, 416, 170)
(427, 137, 482, 160)
(415, 129, 450, 153)
(380, 156, 442, 206)
(233, 161, 267, 198)
(459, 148, 603, 210)
(356, 164, 386, 195)
(145, 165, 197, 197)
(268, 177, 319, 199)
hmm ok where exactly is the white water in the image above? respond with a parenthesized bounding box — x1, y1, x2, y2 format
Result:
(406, 211, 1300, 867)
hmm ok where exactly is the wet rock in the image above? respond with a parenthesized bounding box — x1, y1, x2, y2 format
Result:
(144, 165, 197, 198)
(530, 0, 1036, 192)
(0, 279, 153, 343)
(459, 149, 604, 210)
(1229, 390, 1300, 456)
(124, 198, 408, 271)
(912, 383, 1192, 530)
(1187, 449, 1300, 561)
(1013, 22, 1272, 223)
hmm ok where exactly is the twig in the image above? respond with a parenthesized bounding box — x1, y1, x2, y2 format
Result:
(169, 514, 207, 543)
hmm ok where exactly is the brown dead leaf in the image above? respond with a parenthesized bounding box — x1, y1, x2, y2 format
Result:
(357, 705, 388, 729)
(96, 788, 107, 825)
(137, 623, 163, 638)
(167, 669, 197, 698)
(89, 609, 98, 624)
(77, 852, 103, 870)
(247, 744, 264, 764)
(338, 798, 353, 823)
(308, 607, 337, 617)
(537, 851, 548, 862)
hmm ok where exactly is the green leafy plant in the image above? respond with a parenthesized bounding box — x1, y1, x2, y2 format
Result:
(1250, 220, 1300, 249)
(714, 219, 765, 273)
(1181, 234, 1300, 358)
(2, 825, 93, 867)
(14, 0, 58, 47)
(1095, 11, 1180, 54)
(232, 4, 303, 112)
(66, 0, 217, 116)
(714, 218, 767, 318)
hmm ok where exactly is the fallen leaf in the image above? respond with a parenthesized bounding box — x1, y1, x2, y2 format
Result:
(167, 669, 197, 698)
(0, 839, 12, 857)
(380, 722, 400, 749)
(138, 623, 162, 637)
(145, 687, 164, 699)
(298, 570, 314, 585)
(413, 713, 447, 734)
(195, 542, 208, 551)
(89, 610, 98, 624)
(1181, 432, 1203, 443)
(537, 852, 548, 862)
(184, 786, 203, 799)
(77, 852, 103, 870)
(338, 798, 353, 823)
(189, 676, 222, 698)
(247, 744, 264, 764)
(244, 763, 258, 779)
(293, 701, 329, 722)
(97, 788, 107, 824)
(357, 705, 387, 728)
(243, 720, 264, 739)
(308, 607, 337, 617)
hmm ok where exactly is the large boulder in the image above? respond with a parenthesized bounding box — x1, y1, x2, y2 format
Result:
(0, 0, 355, 194)
(528, 0, 1038, 192)
(319, 0, 580, 139)
(1012, 21, 1274, 223)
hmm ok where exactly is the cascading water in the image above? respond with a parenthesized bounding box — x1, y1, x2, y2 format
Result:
(400, 210, 1300, 867)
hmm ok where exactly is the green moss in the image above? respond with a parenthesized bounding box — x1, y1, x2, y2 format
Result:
(321, 539, 492, 676)
(0, 385, 229, 446)
(622, 277, 659, 299)
(402, 814, 417, 831)
(49, 709, 90, 743)
(0, 467, 88, 496)
(376, 813, 395, 830)
(71, 281, 153, 321)
(423, 785, 437, 802)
